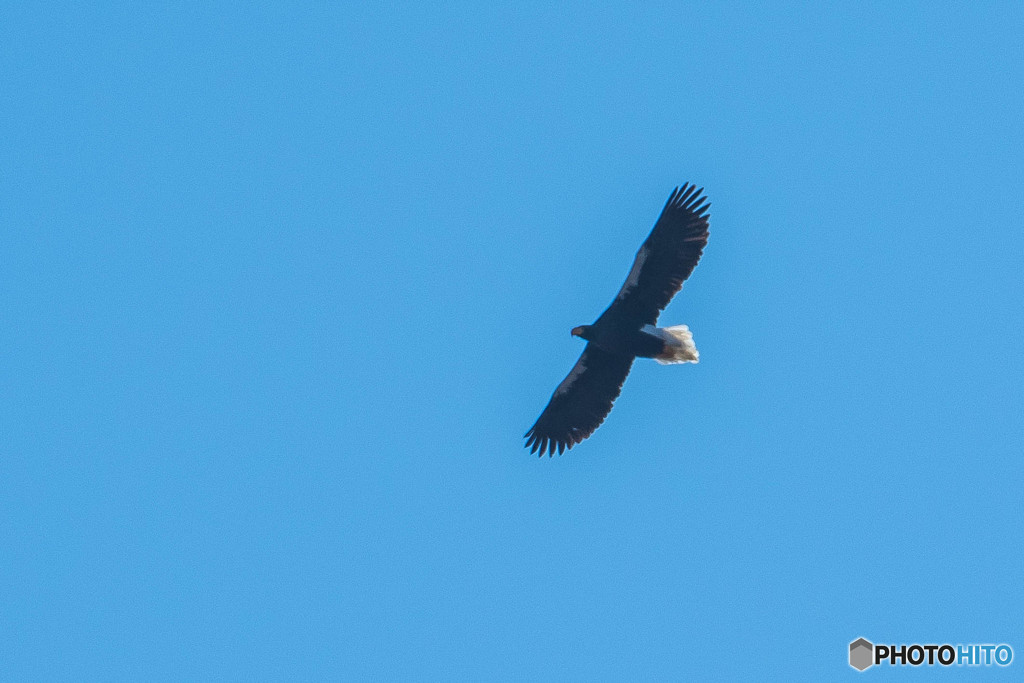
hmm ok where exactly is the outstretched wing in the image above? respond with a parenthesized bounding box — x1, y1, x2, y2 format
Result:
(597, 184, 710, 327)
(524, 344, 635, 456)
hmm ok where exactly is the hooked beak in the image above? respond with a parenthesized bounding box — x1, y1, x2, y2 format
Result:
(571, 326, 585, 337)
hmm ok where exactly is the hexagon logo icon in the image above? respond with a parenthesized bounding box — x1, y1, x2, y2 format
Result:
(850, 638, 874, 671)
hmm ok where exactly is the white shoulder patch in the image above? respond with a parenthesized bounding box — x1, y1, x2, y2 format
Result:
(554, 359, 587, 396)
(616, 245, 649, 300)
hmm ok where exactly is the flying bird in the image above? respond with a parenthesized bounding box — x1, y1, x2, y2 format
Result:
(525, 184, 710, 456)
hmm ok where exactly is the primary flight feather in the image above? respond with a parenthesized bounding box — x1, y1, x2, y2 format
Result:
(525, 184, 710, 456)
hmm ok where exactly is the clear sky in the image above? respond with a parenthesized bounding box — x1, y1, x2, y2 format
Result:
(3, 2, 1022, 680)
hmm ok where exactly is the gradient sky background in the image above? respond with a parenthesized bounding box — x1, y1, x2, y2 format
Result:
(4, 3, 1023, 680)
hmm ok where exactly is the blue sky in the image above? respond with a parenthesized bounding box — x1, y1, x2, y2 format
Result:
(3, 2, 1022, 679)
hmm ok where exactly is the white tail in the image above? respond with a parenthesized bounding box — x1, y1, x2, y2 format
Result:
(642, 324, 699, 365)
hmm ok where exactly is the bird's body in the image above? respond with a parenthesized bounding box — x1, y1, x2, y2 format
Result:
(572, 324, 662, 358)
(525, 184, 710, 456)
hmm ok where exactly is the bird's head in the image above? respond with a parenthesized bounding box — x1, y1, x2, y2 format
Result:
(571, 325, 593, 340)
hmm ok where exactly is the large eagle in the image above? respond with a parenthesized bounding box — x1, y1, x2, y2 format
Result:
(525, 184, 710, 456)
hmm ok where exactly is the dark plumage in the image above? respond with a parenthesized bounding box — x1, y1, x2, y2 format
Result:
(525, 184, 710, 456)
